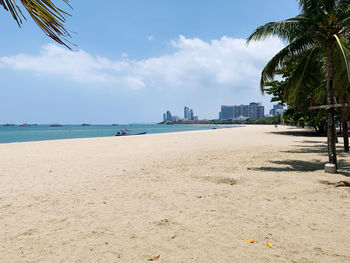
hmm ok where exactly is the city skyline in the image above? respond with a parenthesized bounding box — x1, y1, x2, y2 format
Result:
(162, 101, 282, 122)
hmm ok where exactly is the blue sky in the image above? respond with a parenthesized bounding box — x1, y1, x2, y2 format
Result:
(0, 0, 299, 124)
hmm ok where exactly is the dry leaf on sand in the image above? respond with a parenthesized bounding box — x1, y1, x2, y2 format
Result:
(148, 255, 160, 261)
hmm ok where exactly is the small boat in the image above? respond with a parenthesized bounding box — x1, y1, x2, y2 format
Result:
(3, 124, 15, 126)
(20, 123, 31, 127)
(81, 123, 91, 126)
(50, 124, 62, 127)
(115, 129, 147, 136)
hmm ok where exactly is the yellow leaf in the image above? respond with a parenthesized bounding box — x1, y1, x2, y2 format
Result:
(243, 238, 255, 243)
(148, 255, 160, 261)
(267, 241, 273, 248)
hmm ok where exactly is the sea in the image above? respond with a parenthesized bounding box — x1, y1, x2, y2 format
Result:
(0, 124, 237, 144)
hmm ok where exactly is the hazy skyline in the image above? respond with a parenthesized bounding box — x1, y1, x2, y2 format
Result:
(0, 0, 299, 124)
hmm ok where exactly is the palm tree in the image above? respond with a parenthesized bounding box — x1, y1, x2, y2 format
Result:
(0, 0, 71, 48)
(247, 0, 350, 171)
(264, 42, 350, 151)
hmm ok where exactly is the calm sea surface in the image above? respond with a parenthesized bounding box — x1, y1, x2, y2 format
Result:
(0, 124, 238, 144)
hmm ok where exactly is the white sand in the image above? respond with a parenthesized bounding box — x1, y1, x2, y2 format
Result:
(0, 125, 349, 262)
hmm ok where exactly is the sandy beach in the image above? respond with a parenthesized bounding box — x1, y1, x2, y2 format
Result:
(0, 125, 349, 262)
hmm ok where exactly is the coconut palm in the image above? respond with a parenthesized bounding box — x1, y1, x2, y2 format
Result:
(0, 0, 71, 48)
(247, 0, 350, 171)
(264, 46, 350, 152)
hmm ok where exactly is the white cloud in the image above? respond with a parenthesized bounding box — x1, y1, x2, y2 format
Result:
(0, 35, 284, 93)
(147, 35, 155, 41)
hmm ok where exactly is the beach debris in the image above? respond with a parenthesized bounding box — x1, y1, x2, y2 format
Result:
(148, 255, 160, 261)
(319, 180, 350, 187)
(195, 195, 202, 199)
(267, 241, 273, 248)
(155, 218, 170, 226)
(243, 238, 255, 243)
(335, 181, 350, 187)
(171, 235, 176, 239)
(117, 254, 121, 258)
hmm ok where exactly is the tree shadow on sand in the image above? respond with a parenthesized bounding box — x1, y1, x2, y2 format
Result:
(253, 159, 350, 177)
(253, 159, 324, 172)
(268, 129, 323, 137)
(281, 143, 344, 154)
(259, 128, 350, 176)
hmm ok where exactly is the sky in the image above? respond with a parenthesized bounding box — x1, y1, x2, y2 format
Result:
(0, 0, 300, 124)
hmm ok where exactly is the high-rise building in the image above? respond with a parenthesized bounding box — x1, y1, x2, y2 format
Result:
(219, 102, 264, 120)
(220, 105, 234, 120)
(166, 111, 173, 121)
(184, 106, 194, 120)
(184, 106, 191, 120)
(258, 106, 265, 119)
(270, 104, 283, 116)
(249, 102, 259, 120)
(233, 104, 249, 118)
(234, 106, 240, 118)
(242, 105, 249, 117)
(163, 113, 166, 122)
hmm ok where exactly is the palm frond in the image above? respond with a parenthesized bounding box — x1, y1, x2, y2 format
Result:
(247, 16, 310, 44)
(284, 48, 325, 109)
(0, 0, 72, 48)
(333, 34, 350, 83)
(259, 36, 316, 91)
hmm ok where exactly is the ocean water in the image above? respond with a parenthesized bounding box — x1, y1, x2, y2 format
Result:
(0, 124, 237, 144)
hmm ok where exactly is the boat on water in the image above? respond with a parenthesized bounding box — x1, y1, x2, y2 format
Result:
(115, 129, 147, 136)
(81, 123, 91, 126)
(20, 123, 31, 127)
(50, 124, 62, 127)
(3, 124, 15, 126)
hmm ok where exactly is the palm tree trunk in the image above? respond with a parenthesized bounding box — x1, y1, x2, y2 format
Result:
(342, 106, 349, 152)
(326, 43, 337, 168)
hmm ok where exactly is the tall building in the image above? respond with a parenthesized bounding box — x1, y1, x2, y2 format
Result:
(219, 102, 264, 120)
(184, 107, 189, 119)
(166, 111, 173, 121)
(258, 105, 265, 119)
(220, 105, 235, 120)
(270, 104, 283, 116)
(249, 102, 258, 120)
(184, 106, 194, 120)
(163, 113, 166, 122)
(234, 104, 249, 118)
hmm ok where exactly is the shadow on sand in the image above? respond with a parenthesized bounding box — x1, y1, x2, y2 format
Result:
(281, 143, 344, 154)
(255, 131, 350, 176)
(253, 159, 324, 172)
(268, 129, 323, 137)
(253, 159, 350, 177)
